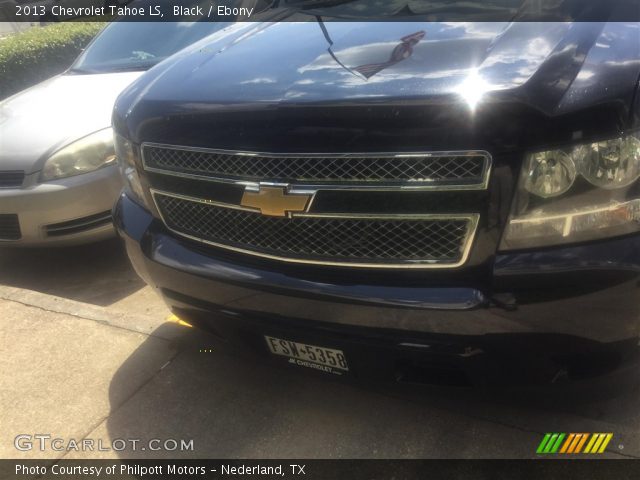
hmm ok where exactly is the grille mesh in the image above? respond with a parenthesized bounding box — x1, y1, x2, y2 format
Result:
(0, 214, 21, 240)
(154, 194, 472, 266)
(0, 171, 25, 188)
(144, 145, 488, 185)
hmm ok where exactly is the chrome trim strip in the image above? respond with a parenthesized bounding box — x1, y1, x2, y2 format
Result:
(150, 189, 479, 270)
(151, 188, 263, 214)
(141, 143, 492, 192)
(44, 212, 113, 233)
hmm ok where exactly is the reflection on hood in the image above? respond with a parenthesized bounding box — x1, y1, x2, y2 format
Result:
(351, 30, 426, 79)
(287, 0, 628, 22)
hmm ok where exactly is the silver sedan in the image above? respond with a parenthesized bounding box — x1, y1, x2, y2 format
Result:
(0, 18, 227, 246)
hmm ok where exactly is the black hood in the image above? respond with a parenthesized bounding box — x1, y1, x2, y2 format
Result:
(114, 19, 640, 154)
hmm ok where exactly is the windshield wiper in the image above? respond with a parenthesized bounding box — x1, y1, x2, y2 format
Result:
(68, 61, 158, 75)
(107, 63, 157, 72)
(68, 67, 100, 74)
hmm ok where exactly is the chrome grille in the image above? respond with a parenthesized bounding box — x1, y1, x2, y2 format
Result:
(0, 171, 25, 188)
(153, 192, 477, 268)
(143, 144, 490, 188)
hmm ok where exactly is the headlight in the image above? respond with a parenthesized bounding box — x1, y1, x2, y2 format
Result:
(523, 150, 576, 198)
(574, 136, 640, 189)
(114, 133, 146, 206)
(501, 131, 640, 250)
(40, 128, 116, 181)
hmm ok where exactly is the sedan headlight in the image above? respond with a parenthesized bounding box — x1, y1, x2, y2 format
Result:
(114, 133, 146, 206)
(501, 132, 640, 250)
(40, 128, 116, 181)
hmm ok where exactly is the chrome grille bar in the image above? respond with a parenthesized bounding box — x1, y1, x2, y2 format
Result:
(142, 143, 491, 191)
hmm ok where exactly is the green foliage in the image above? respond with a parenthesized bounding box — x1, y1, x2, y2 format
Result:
(0, 22, 105, 100)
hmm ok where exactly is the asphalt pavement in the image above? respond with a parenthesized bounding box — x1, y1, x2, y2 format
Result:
(1, 239, 639, 460)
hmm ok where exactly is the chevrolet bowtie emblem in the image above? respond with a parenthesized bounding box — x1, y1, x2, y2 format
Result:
(241, 186, 311, 217)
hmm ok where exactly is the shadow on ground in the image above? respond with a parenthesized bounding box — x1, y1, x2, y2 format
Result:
(0, 238, 146, 306)
(105, 323, 640, 459)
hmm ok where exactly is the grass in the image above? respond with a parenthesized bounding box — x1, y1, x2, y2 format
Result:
(0, 22, 105, 100)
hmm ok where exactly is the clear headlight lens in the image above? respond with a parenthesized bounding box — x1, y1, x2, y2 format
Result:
(114, 133, 146, 206)
(40, 128, 116, 182)
(574, 136, 640, 189)
(523, 150, 576, 198)
(503, 200, 640, 248)
(501, 131, 640, 250)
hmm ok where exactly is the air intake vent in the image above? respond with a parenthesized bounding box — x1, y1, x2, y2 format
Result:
(0, 214, 21, 240)
(0, 171, 25, 188)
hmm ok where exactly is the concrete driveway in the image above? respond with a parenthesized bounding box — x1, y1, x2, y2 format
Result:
(1, 239, 639, 460)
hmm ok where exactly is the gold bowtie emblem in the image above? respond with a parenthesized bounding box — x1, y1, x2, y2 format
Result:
(241, 186, 311, 217)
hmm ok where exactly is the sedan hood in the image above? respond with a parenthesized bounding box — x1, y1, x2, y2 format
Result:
(0, 71, 142, 174)
(115, 19, 640, 152)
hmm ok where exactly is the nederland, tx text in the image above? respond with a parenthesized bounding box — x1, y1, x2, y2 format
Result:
(16, 464, 307, 476)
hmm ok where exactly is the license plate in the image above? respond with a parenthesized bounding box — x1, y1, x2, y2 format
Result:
(264, 336, 349, 375)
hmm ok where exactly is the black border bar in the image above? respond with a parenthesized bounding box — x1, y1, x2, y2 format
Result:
(2, 0, 640, 23)
(2, 459, 640, 480)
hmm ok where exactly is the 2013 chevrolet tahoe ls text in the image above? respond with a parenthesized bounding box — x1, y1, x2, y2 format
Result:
(111, 5, 640, 385)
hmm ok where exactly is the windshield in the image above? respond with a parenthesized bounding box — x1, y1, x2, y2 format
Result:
(71, 0, 231, 75)
(71, 21, 226, 73)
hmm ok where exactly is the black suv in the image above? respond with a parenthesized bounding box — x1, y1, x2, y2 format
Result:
(113, 3, 640, 385)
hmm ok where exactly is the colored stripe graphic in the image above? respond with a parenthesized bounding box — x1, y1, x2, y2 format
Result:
(559, 434, 575, 453)
(537, 434, 552, 454)
(585, 433, 614, 454)
(592, 433, 606, 452)
(544, 434, 559, 453)
(584, 434, 598, 453)
(568, 434, 582, 453)
(537, 433, 565, 454)
(538, 433, 613, 454)
(574, 433, 589, 453)
(597, 433, 613, 453)
(550, 433, 565, 453)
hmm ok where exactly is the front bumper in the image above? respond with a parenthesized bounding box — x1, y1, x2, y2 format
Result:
(0, 165, 122, 246)
(115, 194, 640, 384)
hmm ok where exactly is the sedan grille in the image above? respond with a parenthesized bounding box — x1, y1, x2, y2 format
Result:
(153, 192, 477, 268)
(143, 144, 490, 187)
(0, 171, 25, 188)
(0, 214, 21, 240)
